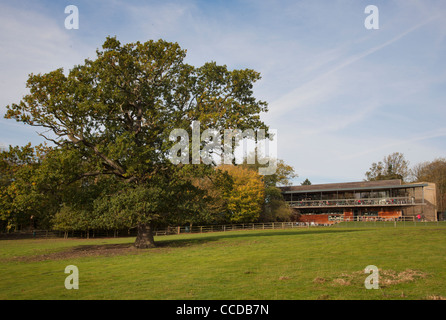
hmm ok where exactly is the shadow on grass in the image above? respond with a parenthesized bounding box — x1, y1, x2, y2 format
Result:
(70, 243, 135, 252)
(155, 228, 367, 249)
(4, 228, 368, 262)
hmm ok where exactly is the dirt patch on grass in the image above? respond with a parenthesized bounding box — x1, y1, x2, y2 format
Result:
(314, 268, 428, 288)
(332, 278, 352, 286)
(426, 295, 446, 300)
(379, 269, 428, 287)
(3, 243, 150, 262)
(313, 277, 326, 284)
(2, 237, 228, 263)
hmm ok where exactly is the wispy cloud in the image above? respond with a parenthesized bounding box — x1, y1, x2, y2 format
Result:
(339, 127, 446, 161)
(0, 3, 89, 107)
(267, 12, 443, 121)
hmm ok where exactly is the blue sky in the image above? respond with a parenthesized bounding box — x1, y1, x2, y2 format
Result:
(1, 0, 445, 184)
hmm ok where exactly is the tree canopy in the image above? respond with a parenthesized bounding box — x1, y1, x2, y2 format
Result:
(365, 152, 410, 182)
(411, 158, 446, 213)
(4, 37, 270, 247)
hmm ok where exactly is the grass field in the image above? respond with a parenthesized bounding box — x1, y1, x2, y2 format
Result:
(0, 225, 445, 300)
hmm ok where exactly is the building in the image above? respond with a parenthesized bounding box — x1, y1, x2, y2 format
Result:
(281, 179, 437, 224)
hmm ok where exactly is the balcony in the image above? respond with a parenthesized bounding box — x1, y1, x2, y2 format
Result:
(287, 197, 419, 208)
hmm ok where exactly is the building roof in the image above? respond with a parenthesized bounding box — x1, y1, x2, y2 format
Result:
(280, 179, 429, 194)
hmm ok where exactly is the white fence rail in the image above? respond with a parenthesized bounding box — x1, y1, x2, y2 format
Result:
(154, 222, 306, 236)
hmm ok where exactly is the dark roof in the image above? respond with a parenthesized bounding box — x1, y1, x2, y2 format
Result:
(280, 179, 429, 194)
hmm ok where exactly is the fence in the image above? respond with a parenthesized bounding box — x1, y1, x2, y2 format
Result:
(1, 220, 445, 240)
(0, 222, 307, 240)
(154, 222, 308, 236)
(334, 218, 446, 228)
(0, 229, 141, 240)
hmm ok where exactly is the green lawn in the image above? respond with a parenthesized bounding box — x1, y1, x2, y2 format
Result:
(0, 226, 445, 300)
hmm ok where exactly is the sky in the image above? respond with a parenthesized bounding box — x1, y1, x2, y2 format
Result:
(0, 0, 445, 185)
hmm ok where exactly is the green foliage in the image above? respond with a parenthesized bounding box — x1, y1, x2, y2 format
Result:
(52, 204, 96, 233)
(3, 37, 269, 244)
(0, 144, 59, 231)
(4, 37, 268, 186)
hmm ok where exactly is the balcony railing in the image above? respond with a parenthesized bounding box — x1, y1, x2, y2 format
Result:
(287, 197, 418, 208)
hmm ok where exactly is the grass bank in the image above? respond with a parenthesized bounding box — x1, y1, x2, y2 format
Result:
(0, 226, 445, 300)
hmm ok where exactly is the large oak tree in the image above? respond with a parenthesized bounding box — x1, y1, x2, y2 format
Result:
(4, 37, 269, 248)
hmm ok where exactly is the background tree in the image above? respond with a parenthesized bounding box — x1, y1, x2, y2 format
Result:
(0, 144, 37, 231)
(4, 37, 268, 247)
(188, 167, 233, 225)
(301, 178, 311, 185)
(260, 159, 296, 221)
(0, 143, 61, 231)
(52, 204, 96, 239)
(411, 158, 446, 214)
(365, 152, 410, 182)
(218, 164, 265, 223)
(242, 158, 297, 222)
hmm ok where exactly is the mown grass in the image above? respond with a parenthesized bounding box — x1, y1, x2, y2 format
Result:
(0, 226, 445, 300)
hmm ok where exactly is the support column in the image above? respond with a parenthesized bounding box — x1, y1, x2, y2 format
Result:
(422, 186, 425, 204)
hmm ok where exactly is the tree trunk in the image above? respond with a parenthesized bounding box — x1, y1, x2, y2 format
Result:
(134, 222, 156, 248)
